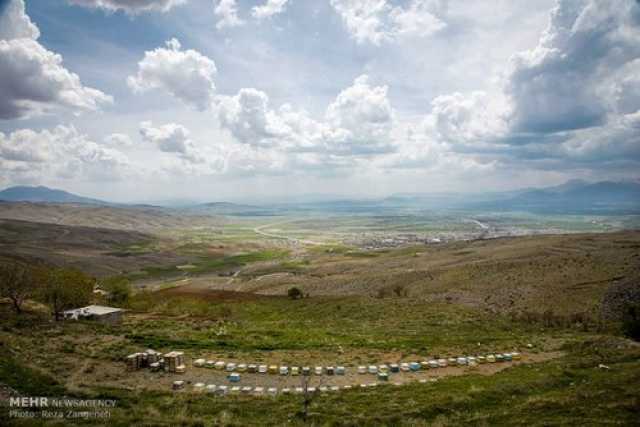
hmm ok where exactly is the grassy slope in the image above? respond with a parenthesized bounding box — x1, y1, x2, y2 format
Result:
(2, 320, 639, 426)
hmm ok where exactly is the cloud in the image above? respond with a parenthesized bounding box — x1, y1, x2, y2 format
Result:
(217, 74, 396, 157)
(427, 91, 508, 145)
(214, 0, 244, 30)
(103, 133, 133, 147)
(217, 88, 289, 148)
(506, 0, 640, 133)
(66, 0, 187, 14)
(389, 0, 447, 38)
(0, 128, 50, 163)
(127, 38, 217, 110)
(252, 0, 290, 20)
(325, 75, 395, 155)
(419, 0, 640, 173)
(0, 0, 39, 40)
(330, 0, 447, 45)
(139, 120, 203, 163)
(0, 126, 132, 182)
(0, 0, 113, 120)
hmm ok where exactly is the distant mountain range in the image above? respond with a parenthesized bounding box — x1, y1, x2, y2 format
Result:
(0, 186, 108, 205)
(477, 180, 640, 214)
(1, 180, 639, 215)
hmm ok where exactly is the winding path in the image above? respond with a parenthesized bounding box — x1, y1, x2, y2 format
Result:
(253, 220, 323, 246)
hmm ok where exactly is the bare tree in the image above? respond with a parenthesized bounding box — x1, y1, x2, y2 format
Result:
(299, 371, 327, 422)
(0, 262, 36, 314)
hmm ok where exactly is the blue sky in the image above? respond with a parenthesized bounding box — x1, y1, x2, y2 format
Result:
(0, 0, 638, 202)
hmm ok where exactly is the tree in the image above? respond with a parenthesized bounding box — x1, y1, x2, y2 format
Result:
(287, 287, 303, 300)
(297, 372, 326, 422)
(100, 276, 131, 307)
(40, 268, 94, 321)
(0, 262, 36, 314)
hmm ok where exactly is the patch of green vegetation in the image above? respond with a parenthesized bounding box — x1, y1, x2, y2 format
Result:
(188, 249, 289, 274)
(241, 259, 311, 278)
(126, 295, 559, 353)
(0, 354, 66, 397)
(106, 240, 158, 257)
(123, 249, 290, 281)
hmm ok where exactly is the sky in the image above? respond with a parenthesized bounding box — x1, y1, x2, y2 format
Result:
(0, 0, 639, 203)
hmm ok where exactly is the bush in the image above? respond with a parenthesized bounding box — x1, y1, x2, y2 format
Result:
(100, 277, 131, 307)
(287, 287, 303, 300)
(622, 303, 640, 341)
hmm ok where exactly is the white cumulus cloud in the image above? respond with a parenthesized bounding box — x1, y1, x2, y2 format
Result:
(127, 38, 217, 111)
(330, 0, 447, 45)
(139, 120, 203, 163)
(0, 0, 112, 120)
(252, 0, 290, 20)
(217, 74, 396, 158)
(0, 126, 132, 182)
(214, 0, 244, 30)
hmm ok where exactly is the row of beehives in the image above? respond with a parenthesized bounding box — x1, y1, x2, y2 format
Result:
(172, 379, 437, 394)
(126, 349, 186, 373)
(191, 352, 521, 376)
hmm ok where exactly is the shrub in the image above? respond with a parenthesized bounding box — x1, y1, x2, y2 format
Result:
(287, 287, 303, 300)
(100, 277, 132, 307)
